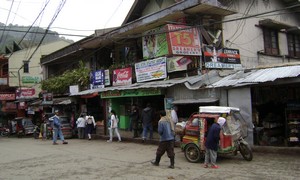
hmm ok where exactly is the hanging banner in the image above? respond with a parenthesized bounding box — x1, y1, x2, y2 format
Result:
(167, 56, 192, 73)
(135, 57, 167, 83)
(112, 67, 132, 86)
(0, 93, 15, 100)
(166, 24, 201, 56)
(204, 46, 242, 69)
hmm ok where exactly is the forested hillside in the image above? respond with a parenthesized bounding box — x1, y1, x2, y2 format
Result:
(0, 22, 73, 54)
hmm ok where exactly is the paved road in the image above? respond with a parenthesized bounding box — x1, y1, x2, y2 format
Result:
(0, 137, 300, 180)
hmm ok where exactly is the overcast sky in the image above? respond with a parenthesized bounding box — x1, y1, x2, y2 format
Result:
(0, 0, 135, 41)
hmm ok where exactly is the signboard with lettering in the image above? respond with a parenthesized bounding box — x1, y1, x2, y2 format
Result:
(101, 89, 162, 98)
(92, 70, 105, 87)
(16, 88, 36, 99)
(166, 24, 201, 56)
(105, 69, 110, 86)
(112, 67, 132, 86)
(142, 24, 201, 59)
(0, 93, 15, 100)
(135, 57, 167, 83)
(167, 56, 192, 73)
(22, 76, 41, 83)
(204, 47, 242, 69)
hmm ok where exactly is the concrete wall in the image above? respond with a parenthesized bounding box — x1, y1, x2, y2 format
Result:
(222, 0, 300, 68)
(142, 0, 175, 17)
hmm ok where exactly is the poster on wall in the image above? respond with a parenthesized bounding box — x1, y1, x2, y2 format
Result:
(204, 46, 242, 69)
(112, 67, 132, 86)
(142, 26, 169, 59)
(16, 88, 36, 99)
(166, 24, 201, 56)
(167, 56, 192, 73)
(135, 57, 167, 83)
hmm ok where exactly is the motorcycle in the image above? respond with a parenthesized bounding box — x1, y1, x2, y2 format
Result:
(179, 106, 253, 163)
(0, 127, 10, 137)
(33, 125, 40, 139)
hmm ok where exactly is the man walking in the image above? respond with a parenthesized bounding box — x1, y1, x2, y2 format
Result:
(141, 103, 154, 141)
(151, 110, 175, 169)
(51, 110, 68, 145)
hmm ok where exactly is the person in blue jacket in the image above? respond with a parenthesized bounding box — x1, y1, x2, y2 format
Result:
(151, 110, 175, 169)
(51, 110, 68, 145)
(204, 117, 226, 169)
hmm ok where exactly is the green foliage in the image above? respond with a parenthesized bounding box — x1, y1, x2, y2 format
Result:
(41, 61, 90, 94)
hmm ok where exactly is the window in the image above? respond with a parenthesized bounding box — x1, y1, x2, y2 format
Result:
(287, 34, 300, 58)
(23, 61, 29, 73)
(263, 28, 279, 55)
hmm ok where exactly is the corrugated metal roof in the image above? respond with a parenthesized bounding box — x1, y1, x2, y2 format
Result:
(208, 65, 300, 88)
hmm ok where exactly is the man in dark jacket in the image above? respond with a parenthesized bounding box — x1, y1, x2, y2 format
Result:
(130, 104, 140, 138)
(204, 117, 226, 169)
(141, 103, 154, 141)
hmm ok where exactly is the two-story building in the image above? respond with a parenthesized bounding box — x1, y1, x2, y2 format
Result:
(39, 0, 300, 146)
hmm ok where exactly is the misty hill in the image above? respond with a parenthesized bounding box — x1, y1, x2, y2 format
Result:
(0, 22, 74, 54)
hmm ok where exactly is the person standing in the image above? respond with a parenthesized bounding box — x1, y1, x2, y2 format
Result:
(130, 104, 140, 138)
(107, 110, 121, 142)
(85, 114, 96, 140)
(203, 117, 226, 169)
(76, 114, 86, 139)
(51, 110, 68, 145)
(171, 106, 178, 126)
(40, 115, 48, 140)
(141, 103, 154, 141)
(151, 110, 175, 169)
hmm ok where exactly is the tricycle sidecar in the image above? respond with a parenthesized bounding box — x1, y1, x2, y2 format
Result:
(180, 106, 253, 163)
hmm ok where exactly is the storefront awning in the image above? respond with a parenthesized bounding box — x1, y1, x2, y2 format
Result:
(70, 77, 189, 96)
(172, 98, 219, 105)
(28, 97, 74, 106)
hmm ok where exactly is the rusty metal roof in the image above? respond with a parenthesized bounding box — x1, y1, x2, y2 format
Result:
(208, 65, 300, 88)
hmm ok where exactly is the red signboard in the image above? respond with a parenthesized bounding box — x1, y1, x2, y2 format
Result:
(0, 93, 15, 100)
(166, 24, 201, 56)
(16, 88, 36, 99)
(112, 67, 132, 86)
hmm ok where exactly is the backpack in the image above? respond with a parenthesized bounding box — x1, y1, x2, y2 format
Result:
(87, 116, 93, 124)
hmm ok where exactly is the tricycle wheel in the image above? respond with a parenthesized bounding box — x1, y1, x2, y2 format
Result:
(240, 143, 253, 161)
(184, 144, 201, 163)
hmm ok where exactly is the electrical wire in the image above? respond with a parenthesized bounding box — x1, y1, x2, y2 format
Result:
(0, 0, 15, 42)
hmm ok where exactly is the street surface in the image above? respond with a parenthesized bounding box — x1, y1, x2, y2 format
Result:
(0, 137, 300, 180)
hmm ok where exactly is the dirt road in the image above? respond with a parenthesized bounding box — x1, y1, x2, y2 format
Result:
(0, 137, 300, 180)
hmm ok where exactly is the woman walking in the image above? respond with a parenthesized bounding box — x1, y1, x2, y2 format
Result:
(107, 110, 121, 142)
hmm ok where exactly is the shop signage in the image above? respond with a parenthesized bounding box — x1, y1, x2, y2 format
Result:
(5, 102, 17, 110)
(204, 46, 242, 69)
(91, 70, 105, 88)
(135, 57, 167, 83)
(166, 24, 201, 56)
(142, 24, 201, 59)
(142, 26, 169, 59)
(101, 89, 162, 98)
(113, 67, 132, 86)
(22, 76, 41, 83)
(16, 88, 36, 99)
(69, 85, 79, 95)
(0, 93, 15, 100)
(19, 101, 27, 109)
(105, 69, 110, 86)
(167, 56, 192, 73)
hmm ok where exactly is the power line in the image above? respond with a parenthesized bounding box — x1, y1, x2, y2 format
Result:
(0, 28, 88, 37)
(0, 0, 15, 42)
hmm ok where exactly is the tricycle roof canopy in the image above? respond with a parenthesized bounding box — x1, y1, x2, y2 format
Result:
(199, 106, 240, 114)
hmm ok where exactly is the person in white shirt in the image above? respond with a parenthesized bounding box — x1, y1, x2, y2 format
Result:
(85, 114, 96, 140)
(107, 110, 121, 142)
(171, 106, 178, 126)
(76, 114, 86, 139)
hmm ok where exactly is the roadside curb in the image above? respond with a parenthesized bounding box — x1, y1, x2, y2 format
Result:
(252, 145, 300, 155)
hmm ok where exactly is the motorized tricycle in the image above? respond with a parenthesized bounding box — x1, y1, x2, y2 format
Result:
(179, 106, 253, 163)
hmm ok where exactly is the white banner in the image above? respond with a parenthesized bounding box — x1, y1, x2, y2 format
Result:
(135, 57, 167, 82)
